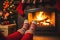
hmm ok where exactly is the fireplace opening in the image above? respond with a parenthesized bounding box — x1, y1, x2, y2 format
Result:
(28, 11, 55, 27)
(25, 8, 56, 31)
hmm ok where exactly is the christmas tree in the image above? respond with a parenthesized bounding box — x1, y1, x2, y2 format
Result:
(3, 0, 16, 14)
(1, 0, 18, 24)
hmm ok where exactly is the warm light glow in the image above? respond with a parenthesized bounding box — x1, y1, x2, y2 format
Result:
(36, 11, 43, 20)
(46, 19, 50, 22)
(28, 11, 55, 26)
(34, 11, 47, 21)
(37, 23, 39, 24)
(28, 13, 33, 24)
(43, 22, 50, 26)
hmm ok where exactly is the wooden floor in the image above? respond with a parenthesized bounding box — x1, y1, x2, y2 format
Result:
(33, 36, 60, 40)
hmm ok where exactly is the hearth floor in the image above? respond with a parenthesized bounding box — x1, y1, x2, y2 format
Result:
(33, 35, 60, 40)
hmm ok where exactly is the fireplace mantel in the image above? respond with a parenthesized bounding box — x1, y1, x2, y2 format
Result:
(25, 7, 55, 12)
(25, 8, 56, 19)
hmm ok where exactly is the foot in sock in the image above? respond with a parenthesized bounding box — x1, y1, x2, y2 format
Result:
(25, 21, 37, 34)
(17, 19, 29, 34)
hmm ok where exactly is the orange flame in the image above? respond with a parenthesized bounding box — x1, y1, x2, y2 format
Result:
(28, 11, 55, 26)
(36, 11, 43, 20)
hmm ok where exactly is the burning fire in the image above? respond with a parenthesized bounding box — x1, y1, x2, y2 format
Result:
(36, 11, 44, 20)
(28, 11, 55, 26)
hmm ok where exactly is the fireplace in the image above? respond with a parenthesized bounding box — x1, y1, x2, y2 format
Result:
(28, 10, 55, 27)
(25, 8, 56, 34)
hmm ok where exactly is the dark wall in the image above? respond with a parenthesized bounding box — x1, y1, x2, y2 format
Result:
(0, 0, 4, 10)
(57, 12, 60, 33)
(55, 0, 60, 33)
(55, 0, 60, 12)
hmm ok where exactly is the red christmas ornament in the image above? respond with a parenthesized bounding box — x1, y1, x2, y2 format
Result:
(3, 0, 9, 9)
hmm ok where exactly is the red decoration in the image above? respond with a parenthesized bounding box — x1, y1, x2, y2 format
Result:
(16, 3, 24, 15)
(3, 1, 9, 9)
(55, 0, 60, 12)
